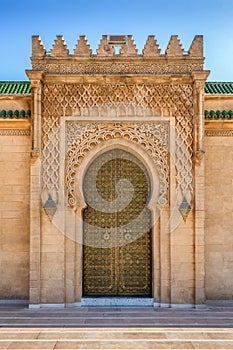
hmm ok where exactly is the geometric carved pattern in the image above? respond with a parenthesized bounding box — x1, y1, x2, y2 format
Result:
(65, 122, 169, 207)
(42, 83, 193, 118)
(0, 129, 31, 136)
(33, 62, 202, 75)
(41, 115, 60, 202)
(205, 129, 233, 137)
(41, 83, 194, 203)
(172, 87, 194, 196)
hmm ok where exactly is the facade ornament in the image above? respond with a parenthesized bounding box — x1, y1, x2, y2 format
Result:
(194, 148, 205, 165)
(205, 129, 233, 137)
(179, 196, 191, 222)
(43, 194, 57, 220)
(119, 35, 138, 56)
(51, 35, 69, 56)
(41, 82, 194, 205)
(65, 121, 169, 207)
(96, 35, 115, 56)
(165, 35, 184, 56)
(188, 35, 203, 57)
(31, 148, 40, 158)
(32, 35, 46, 57)
(74, 36, 92, 57)
(142, 36, 161, 57)
(0, 129, 30, 136)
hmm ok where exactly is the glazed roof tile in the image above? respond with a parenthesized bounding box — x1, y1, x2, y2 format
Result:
(0, 81, 31, 94)
(205, 82, 233, 94)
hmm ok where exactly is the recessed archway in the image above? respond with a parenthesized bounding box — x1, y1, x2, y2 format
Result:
(72, 139, 161, 303)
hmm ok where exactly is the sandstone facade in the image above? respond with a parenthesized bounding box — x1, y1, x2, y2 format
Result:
(0, 35, 232, 306)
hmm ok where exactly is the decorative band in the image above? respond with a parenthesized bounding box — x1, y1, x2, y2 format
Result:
(0, 129, 31, 136)
(205, 129, 233, 137)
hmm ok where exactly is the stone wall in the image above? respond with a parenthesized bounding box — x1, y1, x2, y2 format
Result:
(0, 134, 31, 299)
(204, 96, 233, 300)
(205, 135, 233, 299)
(205, 95, 233, 111)
(0, 95, 31, 300)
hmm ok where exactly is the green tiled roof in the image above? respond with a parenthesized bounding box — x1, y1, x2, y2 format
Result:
(0, 82, 31, 94)
(205, 110, 233, 119)
(0, 110, 31, 118)
(205, 82, 233, 94)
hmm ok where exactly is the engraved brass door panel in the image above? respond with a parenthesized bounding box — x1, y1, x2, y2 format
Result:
(83, 149, 152, 296)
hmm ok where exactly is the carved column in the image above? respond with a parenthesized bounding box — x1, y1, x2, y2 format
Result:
(192, 71, 209, 307)
(26, 71, 44, 307)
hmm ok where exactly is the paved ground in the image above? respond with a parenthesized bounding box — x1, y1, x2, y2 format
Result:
(0, 305, 232, 349)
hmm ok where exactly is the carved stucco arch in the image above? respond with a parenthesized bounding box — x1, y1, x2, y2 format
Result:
(75, 139, 159, 213)
(65, 122, 169, 208)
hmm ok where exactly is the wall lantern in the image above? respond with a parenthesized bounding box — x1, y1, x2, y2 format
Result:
(43, 194, 57, 220)
(179, 196, 191, 223)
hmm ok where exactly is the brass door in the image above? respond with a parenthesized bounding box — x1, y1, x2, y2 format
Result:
(83, 149, 152, 296)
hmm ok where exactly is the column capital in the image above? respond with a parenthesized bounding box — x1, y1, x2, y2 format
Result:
(25, 70, 44, 87)
(192, 71, 210, 92)
(191, 70, 210, 82)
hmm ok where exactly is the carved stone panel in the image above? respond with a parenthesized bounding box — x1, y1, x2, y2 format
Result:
(41, 83, 194, 204)
(65, 121, 169, 207)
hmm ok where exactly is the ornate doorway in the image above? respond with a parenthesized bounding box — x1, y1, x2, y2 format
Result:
(83, 149, 152, 297)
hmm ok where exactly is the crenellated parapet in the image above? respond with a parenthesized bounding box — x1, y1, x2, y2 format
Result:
(30, 34, 205, 75)
(74, 36, 92, 57)
(50, 36, 69, 57)
(142, 36, 161, 57)
(165, 35, 184, 56)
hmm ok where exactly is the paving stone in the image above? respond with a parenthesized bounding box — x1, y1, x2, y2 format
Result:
(0, 307, 232, 349)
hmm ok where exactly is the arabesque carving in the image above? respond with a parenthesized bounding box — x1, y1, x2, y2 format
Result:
(41, 83, 194, 203)
(65, 122, 169, 207)
(31, 34, 204, 74)
(33, 62, 202, 75)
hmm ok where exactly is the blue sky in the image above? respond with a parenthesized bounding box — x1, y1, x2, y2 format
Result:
(1, 0, 233, 81)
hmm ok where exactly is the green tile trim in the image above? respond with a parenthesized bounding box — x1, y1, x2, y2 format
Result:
(0, 81, 31, 94)
(205, 82, 233, 94)
(205, 110, 233, 119)
(0, 110, 31, 119)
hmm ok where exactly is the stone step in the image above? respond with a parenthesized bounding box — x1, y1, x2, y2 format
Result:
(0, 328, 233, 349)
(0, 307, 233, 327)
